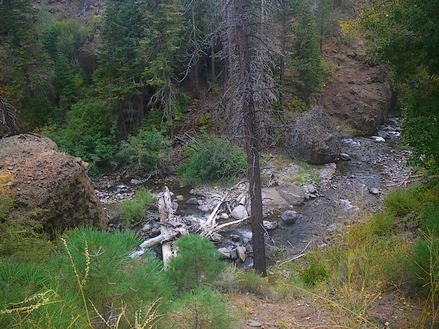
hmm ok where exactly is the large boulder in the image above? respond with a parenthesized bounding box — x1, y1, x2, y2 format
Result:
(0, 134, 106, 232)
(275, 182, 306, 206)
(285, 107, 341, 164)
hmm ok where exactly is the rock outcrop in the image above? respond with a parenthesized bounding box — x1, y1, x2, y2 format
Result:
(320, 45, 392, 135)
(0, 134, 106, 232)
(285, 106, 341, 164)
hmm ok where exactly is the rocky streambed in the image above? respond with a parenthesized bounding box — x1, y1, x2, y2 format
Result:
(93, 116, 412, 267)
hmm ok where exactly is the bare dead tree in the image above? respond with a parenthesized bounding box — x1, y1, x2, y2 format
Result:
(0, 98, 20, 137)
(215, 0, 279, 275)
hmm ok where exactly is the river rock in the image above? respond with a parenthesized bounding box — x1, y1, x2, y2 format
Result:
(0, 134, 106, 232)
(285, 106, 341, 164)
(247, 320, 262, 327)
(371, 136, 386, 142)
(263, 220, 279, 230)
(218, 247, 231, 259)
(280, 210, 299, 225)
(219, 212, 229, 220)
(236, 246, 246, 262)
(339, 153, 351, 161)
(276, 182, 306, 206)
(130, 178, 143, 185)
(186, 197, 201, 205)
(231, 205, 249, 220)
(305, 183, 316, 194)
(230, 234, 240, 242)
(369, 187, 380, 195)
(198, 205, 210, 212)
(211, 232, 223, 243)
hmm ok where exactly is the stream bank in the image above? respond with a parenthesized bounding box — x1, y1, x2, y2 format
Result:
(93, 116, 412, 266)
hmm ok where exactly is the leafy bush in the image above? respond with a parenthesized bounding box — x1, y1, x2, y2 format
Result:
(421, 206, 439, 234)
(167, 234, 226, 290)
(119, 187, 154, 226)
(116, 127, 171, 174)
(164, 287, 235, 329)
(177, 134, 246, 184)
(47, 98, 117, 169)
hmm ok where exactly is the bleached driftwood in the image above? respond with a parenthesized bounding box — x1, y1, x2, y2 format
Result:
(132, 187, 249, 261)
(199, 194, 227, 237)
(158, 186, 175, 268)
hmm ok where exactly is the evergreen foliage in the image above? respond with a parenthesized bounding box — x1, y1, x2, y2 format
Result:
(116, 126, 172, 174)
(165, 287, 235, 329)
(167, 234, 226, 290)
(286, 0, 324, 102)
(119, 187, 155, 226)
(47, 97, 116, 167)
(177, 134, 247, 184)
(0, 0, 52, 127)
(0, 227, 174, 328)
(360, 0, 439, 173)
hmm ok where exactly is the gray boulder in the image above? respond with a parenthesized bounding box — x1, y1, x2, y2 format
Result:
(286, 106, 341, 164)
(280, 210, 299, 225)
(276, 182, 306, 206)
(231, 205, 249, 220)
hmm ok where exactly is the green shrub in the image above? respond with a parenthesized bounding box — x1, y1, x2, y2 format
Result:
(0, 258, 49, 312)
(235, 269, 270, 296)
(165, 287, 235, 329)
(1, 227, 174, 328)
(167, 234, 226, 290)
(410, 231, 439, 297)
(177, 134, 246, 184)
(47, 98, 117, 167)
(300, 262, 329, 286)
(383, 187, 421, 217)
(119, 187, 154, 226)
(116, 127, 171, 174)
(420, 206, 439, 233)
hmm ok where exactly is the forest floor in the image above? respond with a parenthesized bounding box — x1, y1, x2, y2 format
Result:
(229, 290, 423, 328)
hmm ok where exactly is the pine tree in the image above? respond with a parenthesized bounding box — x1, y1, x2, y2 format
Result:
(0, 0, 51, 117)
(286, 0, 324, 102)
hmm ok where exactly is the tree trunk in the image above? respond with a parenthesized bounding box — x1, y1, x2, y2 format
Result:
(279, 0, 286, 110)
(235, 0, 267, 276)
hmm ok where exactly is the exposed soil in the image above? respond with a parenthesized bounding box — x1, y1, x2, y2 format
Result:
(229, 290, 423, 328)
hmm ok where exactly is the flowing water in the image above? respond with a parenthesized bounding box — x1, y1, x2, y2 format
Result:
(94, 117, 411, 265)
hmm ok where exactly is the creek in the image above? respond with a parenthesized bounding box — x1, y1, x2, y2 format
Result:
(93, 116, 411, 267)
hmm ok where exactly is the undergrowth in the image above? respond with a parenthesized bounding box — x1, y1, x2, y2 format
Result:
(0, 227, 234, 329)
(119, 187, 155, 227)
(177, 134, 246, 185)
(289, 180, 439, 328)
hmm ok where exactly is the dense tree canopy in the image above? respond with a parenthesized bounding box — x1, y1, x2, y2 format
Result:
(2, 0, 438, 174)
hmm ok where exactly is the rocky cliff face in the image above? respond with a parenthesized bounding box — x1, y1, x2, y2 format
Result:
(320, 41, 392, 135)
(0, 134, 107, 232)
